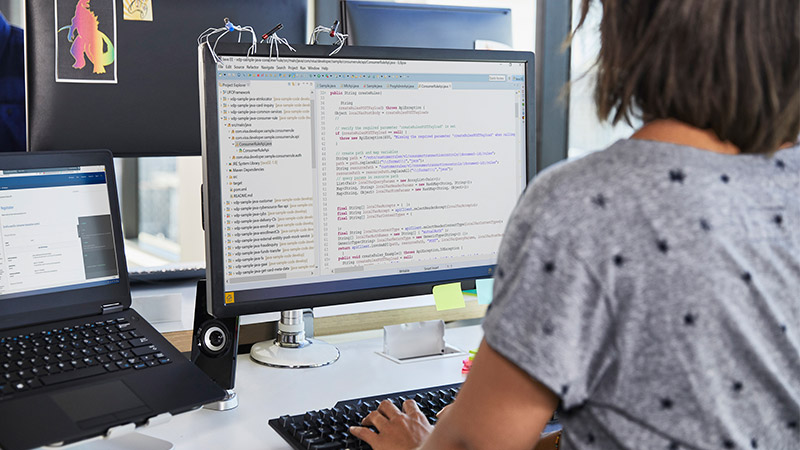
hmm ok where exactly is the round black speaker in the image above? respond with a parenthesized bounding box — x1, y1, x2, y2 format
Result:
(197, 320, 231, 357)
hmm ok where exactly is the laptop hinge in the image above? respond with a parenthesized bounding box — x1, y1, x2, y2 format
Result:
(101, 302, 125, 314)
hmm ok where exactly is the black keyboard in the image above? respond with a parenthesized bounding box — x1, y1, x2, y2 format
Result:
(0, 317, 171, 398)
(269, 382, 461, 450)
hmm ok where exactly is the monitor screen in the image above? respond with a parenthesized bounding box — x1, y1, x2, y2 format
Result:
(0, 165, 120, 300)
(341, 1, 513, 49)
(200, 44, 534, 317)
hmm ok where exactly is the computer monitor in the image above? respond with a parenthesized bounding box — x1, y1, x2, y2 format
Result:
(25, 0, 306, 157)
(340, 1, 513, 49)
(199, 43, 534, 367)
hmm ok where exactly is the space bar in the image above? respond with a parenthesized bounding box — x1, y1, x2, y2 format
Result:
(40, 366, 107, 386)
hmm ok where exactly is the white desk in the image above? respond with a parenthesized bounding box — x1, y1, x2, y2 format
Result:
(139, 325, 484, 449)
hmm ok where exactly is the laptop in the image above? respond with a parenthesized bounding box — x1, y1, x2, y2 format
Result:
(0, 150, 225, 450)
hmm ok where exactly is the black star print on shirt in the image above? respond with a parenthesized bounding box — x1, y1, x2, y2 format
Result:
(669, 170, 686, 183)
(591, 194, 607, 208)
(613, 254, 625, 266)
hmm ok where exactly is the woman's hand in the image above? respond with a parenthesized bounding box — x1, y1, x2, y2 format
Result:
(349, 399, 434, 450)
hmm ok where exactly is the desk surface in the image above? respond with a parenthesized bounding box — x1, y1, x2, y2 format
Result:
(140, 325, 483, 449)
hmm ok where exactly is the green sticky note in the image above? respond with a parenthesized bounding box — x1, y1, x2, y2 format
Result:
(462, 289, 477, 296)
(432, 282, 466, 311)
(476, 278, 494, 305)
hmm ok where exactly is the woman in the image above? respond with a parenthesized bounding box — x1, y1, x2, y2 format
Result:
(350, 0, 800, 448)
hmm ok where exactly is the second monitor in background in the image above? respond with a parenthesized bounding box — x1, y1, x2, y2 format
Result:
(340, 1, 513, 49)
(199, 44, 535, 367)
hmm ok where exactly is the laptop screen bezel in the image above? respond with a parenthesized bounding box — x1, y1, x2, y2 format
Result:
(0, 150, 131, 331)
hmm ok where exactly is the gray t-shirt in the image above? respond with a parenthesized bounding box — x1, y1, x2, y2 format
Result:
(482, 139, 800, 450)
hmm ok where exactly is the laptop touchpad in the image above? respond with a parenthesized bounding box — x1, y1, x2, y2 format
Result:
(51, 380, 152, 429)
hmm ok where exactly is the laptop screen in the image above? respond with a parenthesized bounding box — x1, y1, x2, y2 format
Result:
(0, 165, 120, 300)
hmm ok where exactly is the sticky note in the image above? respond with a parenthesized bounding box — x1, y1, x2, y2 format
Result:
(476, 278, 494, 305)
(432, 282, 465, 311)
(123, 0, 154, 21)
(462, 289, 477, 296)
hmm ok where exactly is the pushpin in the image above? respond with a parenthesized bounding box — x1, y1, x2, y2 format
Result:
(224, 18, 235, 32)
(329, 20, 340, 38)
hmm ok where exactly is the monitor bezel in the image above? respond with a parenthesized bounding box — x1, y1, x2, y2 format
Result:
(0, 150, 131, 331)
(200, 43, 535, 318)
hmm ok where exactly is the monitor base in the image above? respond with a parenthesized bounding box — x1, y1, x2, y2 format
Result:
(249, 310, 340, 368)
(250, 338, 340, 368)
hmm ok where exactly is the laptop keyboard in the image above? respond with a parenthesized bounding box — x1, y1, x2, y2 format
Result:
(0, 317, 171, 398)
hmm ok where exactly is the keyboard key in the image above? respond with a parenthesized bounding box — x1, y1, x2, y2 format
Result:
(128, 337, 150, 348)
(132, 345, 159, 357)
(310, 441, 343, 449)
(4, 372, 20, 382)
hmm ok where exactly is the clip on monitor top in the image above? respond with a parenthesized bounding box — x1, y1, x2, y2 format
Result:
(199, 43, 535, 366)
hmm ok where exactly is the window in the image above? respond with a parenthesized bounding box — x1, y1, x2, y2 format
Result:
(115, 157, 205, 271)
(567, 0, 639, 159)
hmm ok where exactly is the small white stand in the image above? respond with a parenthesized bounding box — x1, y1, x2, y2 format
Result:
(376, 320, 465, 364)
(250, 310, 340, 368)
(56, 433, 173, 450)
(48, 414, 174, 449)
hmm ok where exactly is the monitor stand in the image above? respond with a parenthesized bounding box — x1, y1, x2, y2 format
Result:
(250, 310, 340, 368)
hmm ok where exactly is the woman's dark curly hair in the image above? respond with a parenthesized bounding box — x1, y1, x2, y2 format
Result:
(577, 0, 800, 154)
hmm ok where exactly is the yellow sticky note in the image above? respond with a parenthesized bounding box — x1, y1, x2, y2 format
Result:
(476, 278, 494, 305)
(432, 282, 465, 311)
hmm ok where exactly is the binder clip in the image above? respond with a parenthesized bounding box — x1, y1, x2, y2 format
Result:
(260, 23, 296, 58)
(198, 18, 258, 64)
(310, 20, 349, 56)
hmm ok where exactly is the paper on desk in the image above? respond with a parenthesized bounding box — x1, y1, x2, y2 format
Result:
(476, 278, 494, 305)
(432, 282, 466, 311)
